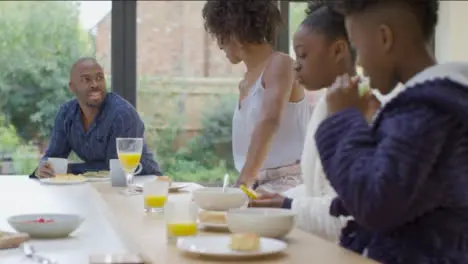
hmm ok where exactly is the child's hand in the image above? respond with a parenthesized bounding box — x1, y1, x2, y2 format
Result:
(362, 91, 381, 123)
(326, 74, 364, 115)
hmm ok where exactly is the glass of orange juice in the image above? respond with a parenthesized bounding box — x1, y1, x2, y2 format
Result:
(116, 138, 143, 195)
(164, 200, 198, 244)
(143, 180, 169, 213)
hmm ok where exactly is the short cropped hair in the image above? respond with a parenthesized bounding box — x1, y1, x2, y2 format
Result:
(329, 0, 439, 41)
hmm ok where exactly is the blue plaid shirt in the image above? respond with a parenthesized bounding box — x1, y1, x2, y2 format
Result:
(37, 92, 162, 176)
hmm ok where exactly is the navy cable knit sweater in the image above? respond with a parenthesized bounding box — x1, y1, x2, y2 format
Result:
(316, 66, 468, 264)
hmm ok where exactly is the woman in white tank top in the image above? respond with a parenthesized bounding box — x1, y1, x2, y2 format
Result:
(202, 0, 312, 193)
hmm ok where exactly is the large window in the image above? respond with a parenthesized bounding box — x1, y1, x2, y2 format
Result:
(4, 0, 454, 178)
(289, 2, 308, 59)
(131, 1, 243, 185)
(0, 1, 105, 175)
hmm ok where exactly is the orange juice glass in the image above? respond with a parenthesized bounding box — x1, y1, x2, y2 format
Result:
(117, 152, 141, 172)
(143, 180, 169, 213)
(164, 200, 198, 244)
(116, 138, 143, 196)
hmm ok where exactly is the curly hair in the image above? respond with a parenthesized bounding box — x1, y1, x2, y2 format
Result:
(302, 1, 356, 63)
(202, 0, 282, 45)
(328, 0, 439, 41)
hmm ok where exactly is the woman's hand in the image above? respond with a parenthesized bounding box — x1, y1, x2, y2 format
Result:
(233, 172, 256, 188)
(249, 192, 286, 208)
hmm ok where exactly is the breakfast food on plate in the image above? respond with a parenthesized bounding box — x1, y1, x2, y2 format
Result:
(229, 233, 260, 252)
(198, 210, 227, 225)
(240, 185, 258, 199)
(52, 174, 86, 181)
(82, 170, 109, 178)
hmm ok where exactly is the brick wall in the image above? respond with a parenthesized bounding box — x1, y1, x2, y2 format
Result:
(94, 1, 244, 78)
(92, 1, 322, 108)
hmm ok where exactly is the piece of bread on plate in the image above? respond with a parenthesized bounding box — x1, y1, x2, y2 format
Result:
(229, 233, 260, 251)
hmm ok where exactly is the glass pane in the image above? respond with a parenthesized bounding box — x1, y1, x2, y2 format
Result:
(135, 1, 243, 185)
(0, 1, 108, 174)
(88, 1, 112, 78)
(289, 2, 308, 59)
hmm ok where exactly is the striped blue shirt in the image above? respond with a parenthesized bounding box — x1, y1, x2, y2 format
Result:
(38, 92, 162, 176)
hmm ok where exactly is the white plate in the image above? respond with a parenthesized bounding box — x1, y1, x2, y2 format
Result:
(85, 176, 110, 182)
(170, 182, 189, 191)
(177, 235, 287, 258)
(82, 171, 110, 182)
(39, 178, 88, 185)
(134, 182, 190, 192)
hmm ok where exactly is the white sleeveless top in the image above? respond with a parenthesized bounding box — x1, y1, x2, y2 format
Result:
(232, 74, 312, 172)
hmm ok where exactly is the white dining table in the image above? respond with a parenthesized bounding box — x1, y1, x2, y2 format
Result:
(0, 175, 376, 264)
(0, 175, 133, 264)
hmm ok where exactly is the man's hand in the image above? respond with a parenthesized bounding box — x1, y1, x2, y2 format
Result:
(249, 192, 286, 208)
(36, 161, 55, 178)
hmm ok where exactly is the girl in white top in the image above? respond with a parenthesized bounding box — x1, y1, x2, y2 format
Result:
(250, 3, 381, 241)
(202, 0, 312, 193)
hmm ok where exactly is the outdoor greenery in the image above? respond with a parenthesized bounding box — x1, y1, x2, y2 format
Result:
(0, 1, 92, 174)
(146, 94, 238, 184)
(289, 2, 309, 37)
(0, 1, 92, 142)
(0, 115, 20, 155)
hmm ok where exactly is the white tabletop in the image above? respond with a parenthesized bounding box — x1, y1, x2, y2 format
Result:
(0, 176, 375, 264)
(0, 176, 129, 264)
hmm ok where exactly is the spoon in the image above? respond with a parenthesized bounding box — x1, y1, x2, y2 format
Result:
(22, 243, 57, 264)
(222, 173, 229, 193)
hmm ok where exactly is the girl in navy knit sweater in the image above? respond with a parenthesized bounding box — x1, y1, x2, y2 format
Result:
(316, 0, 468, 263)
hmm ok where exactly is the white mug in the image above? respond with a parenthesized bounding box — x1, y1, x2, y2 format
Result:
(47, 157, 68, 175)
(109, 159, 143, 187)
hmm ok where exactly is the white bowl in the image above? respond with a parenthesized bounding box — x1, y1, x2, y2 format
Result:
(226, 208, 296, 238)
(8, 213, 84, 239)
(192, 187, 247, 211)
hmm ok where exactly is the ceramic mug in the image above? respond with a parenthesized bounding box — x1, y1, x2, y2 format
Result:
(47, 157, 68, 175)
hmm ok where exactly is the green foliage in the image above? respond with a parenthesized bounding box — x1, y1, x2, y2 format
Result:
(0, 1, 93, 141)
(148, 94, 238, 184)
(0, 113, 39, 174)
(0, 115, 21, 154)
(186, 94, 237, 170)
(12, 143, 39, 175)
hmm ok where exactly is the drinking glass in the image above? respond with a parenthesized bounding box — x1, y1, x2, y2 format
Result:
(116, 137, 143, 195)
(165, 200, 198, 244)
(143, 180, 170, 213)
